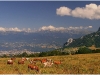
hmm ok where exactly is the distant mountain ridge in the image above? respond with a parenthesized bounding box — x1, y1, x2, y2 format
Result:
(0, 29, 92, 52)
(65, 27, 100, 47)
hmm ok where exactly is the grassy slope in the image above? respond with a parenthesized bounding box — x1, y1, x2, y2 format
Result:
(0, 53, 100, 74)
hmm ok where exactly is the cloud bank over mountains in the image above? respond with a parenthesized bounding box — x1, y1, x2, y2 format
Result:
(0, 25, 92, 32)
(39, 25, 92, 31)
(56, 3, 100, 20)
(0, 27, 32, 32)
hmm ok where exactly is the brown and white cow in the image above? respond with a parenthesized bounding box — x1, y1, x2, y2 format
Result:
(18, 60, 24, 64)
(7, 60, 13, 64)
(28, 64, 39, 72)
(41, 58, 47, 63)
(43, 61, 53, 67)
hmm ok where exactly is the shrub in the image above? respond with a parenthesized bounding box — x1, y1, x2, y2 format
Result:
(92, 49, 100, 53)
(76, 47, 92, 54)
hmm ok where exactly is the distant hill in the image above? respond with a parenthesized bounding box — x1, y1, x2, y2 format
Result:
(0, 29, 92, 52)
(64, 27, 100, 48)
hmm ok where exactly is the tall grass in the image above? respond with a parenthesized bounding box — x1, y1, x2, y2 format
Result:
(0, 53, 100, 74)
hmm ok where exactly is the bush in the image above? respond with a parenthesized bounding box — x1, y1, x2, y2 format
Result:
(92, 49, 100, 53)
(76, 47, 92, 54)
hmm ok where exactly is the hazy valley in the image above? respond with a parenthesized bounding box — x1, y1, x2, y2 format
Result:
(0, 29, 92, 54)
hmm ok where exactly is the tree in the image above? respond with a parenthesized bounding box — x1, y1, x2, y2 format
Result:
(39, 52, 48, 57)
(21, 52, 28, 57)
(2, 54, 7, 58)
(76, 47, 92, 54)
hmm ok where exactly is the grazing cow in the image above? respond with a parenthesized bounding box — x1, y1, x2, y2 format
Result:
(26, 58, 30, 61)
(21, 57, 27, 61)
(43, 61, 53, 67)
(47, 59, 52, 62)
(29, 59, 36, 64)
(53, 60, 61, 65)
(33, 58, 41, 61)
(28, 64, 39, 72)
(11, 57, 16, 61)
(41, 58, 47, 63)
(18, 60, 24, 64)
(7, 60, 13, 64)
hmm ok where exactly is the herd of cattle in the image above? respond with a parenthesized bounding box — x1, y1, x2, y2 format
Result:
(7, 57, 62, 72)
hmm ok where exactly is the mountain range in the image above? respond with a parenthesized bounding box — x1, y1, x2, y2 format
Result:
(0, 29, 92, 52)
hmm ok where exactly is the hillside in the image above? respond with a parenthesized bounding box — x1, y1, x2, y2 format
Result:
(64, 27, 100, 48)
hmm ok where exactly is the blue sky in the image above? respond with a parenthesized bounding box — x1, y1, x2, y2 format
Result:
(0, 1, 100, 32)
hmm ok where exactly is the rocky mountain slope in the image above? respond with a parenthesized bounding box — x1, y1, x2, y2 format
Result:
(64, 27, 100, 48)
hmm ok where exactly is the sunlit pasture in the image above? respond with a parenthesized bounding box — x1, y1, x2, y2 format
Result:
(0, 53, 100, 74)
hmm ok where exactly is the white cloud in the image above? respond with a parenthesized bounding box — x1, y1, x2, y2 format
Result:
(56, 6, 71, 16)
(56, 3, 100, 19)
(39, 25, 93, 31)
(68, 26, 90, 30)
(39, 25, 66, 31)
(44, 25, 55, 31)
(0, 27, 6, 32)
(0, 25, 93, 32)
(88, 26, 93, 28)
(0, 27, 32, 32)
(86, 3, 97, 9)
(84, 26, 93, 29)
(68, 26, 82, 30)
(8, 27, 21, 32)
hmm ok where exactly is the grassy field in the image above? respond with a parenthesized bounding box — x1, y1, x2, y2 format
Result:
(0, 53, 100, 74)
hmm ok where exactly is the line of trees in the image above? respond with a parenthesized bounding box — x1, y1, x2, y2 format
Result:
(1, 47, 100, 58)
